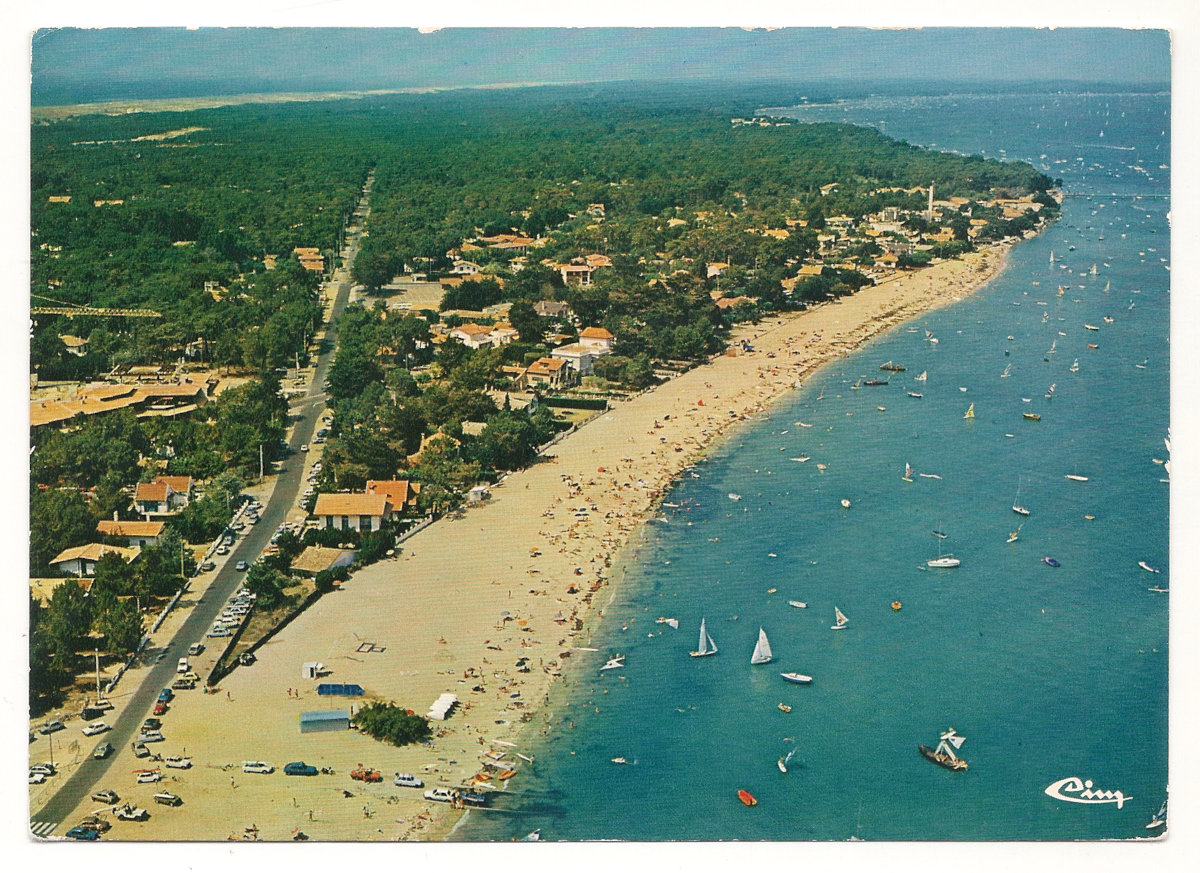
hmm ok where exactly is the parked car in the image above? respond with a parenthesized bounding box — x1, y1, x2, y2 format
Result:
(235, 561, 249, 571)
(131, 742, 150, 758)
(114, 803, 149, 821)
(142, 717, 161, 730)
(138, 730, 165, 743)
(423, 788, 457, 803)
(90, 789, 119, 805)
(152, 701, 169, 716)
(29, 762, 56, 776)
(38, 720, 65, 735)
(153, 792, 183, 806)
(238, 652, 256, 666)
(170, 678, 195, 691)
(187, 643, 205, 656)
(135, 770, 161, 784)
(200, 560, 217, 571)
(183, 671, 201, 683)
(215, 545, 229, 556)
(92, 741, 113, 759)
(77, 815, 111, 834)
(63, 826, 101, 841)
(283, 761, 319, 777)
(242, 761, 274, 774)
(207, 628, 233, 638)
(164, 756, 192, 769)
(300, 444, 309, 452)
(81, 721, 110, 736)
(177, 658, 189, 674)
(28, 771, 45, 785)
(393, 773, 424, 788)
(157, 688, 174, 703)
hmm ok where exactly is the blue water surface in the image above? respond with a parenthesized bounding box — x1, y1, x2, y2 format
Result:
(456, 89, 1169, 842)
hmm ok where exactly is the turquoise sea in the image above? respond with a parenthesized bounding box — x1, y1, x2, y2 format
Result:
(456, 90, 1170, 841)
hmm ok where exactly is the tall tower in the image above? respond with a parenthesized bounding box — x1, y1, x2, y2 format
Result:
(927, 183, 934, 222)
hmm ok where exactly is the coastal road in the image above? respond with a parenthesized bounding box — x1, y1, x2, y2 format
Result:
(29, 177, 370, 836)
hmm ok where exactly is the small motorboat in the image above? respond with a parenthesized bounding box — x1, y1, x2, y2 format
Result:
(780, 672, 813, 685)
(1043, 556, 1061, 568)
(1065, 474, 1089, 482)
(737, 789, 758, 807)
(891, 601, 902, 611)
(1023, 413, 1041, 421)
(611, 757, 628, 764)
(787, 600, 807, 609)
(777, 703, 792, 713)
(1138, 561, 1161, 574)
(840, 498, 851, 509)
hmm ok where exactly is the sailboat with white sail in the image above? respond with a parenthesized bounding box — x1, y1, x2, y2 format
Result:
(831, 606, 849, 631)
(914, 370, 927, 382)
(690, 618, 718, 658)
(918, 728, 968, 771)
(1012, 479, 1031, 517)
(750, 628, 773, 664)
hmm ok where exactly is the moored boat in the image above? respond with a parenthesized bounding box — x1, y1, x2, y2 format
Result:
(780, 672, 813, 685)
(891, 601, 902, 611)
(880, 361, 906, 372)
(927, 555, 961, 568)
(1138, 561, 1161, 574)
(1043, 556, 1061, 568)
(863, 378, 888, 386)
(738, 789, 757, 806)
(918, 728, 968, 771)
(787, 600, 807, 609)
(1065, 474, 1089, 482)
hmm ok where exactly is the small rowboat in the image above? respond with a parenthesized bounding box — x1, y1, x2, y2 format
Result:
(738, 789, 758, 807)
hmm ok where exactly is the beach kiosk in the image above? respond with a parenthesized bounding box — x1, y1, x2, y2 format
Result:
(299, 710, 350, 734)
(300, 662, 326, 680)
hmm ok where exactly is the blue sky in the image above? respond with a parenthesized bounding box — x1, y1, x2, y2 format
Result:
(30, 27, 1170, 105)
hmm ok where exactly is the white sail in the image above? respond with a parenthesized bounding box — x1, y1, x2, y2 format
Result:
(832, 606, 849, 630)
(691, 618, 717, 657)
(915, 370, 927, 382)
(750, 627, 773, 664)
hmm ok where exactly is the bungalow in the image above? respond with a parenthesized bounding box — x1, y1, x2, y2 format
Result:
(551, 343, 596, 376)
(311, 493, 392, 533)
(558, 263, 595, 286)
(488, 322, 519, 345)
(133, 476, 193, 518)
(96, 519, 165, 548)
(450, 260, 481, 276)
(449, 323, 495, 349)
(365, 480, 422, 517)
(49, 543, 140, 577)
(526, 356, 574, 390)
(578, 326, 615, 355)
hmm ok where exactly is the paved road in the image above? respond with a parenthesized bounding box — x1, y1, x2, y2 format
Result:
(30, 175, 371, 835)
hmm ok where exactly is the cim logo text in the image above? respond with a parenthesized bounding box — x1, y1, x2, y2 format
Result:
(1044, 777, 1132, 809)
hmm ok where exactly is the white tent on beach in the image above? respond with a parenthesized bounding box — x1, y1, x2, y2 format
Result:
(426, 693, 459, 721)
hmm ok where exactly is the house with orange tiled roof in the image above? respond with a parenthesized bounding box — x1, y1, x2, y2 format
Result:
(449, 323, 495, 349)
(578, 326, 615, 354)
(526, 356, 574, 389)
(96, 519, 166, 548)
(312, 493, 392, 532)
(365, 480, 422, 517)
(133, 475, 193, 518)
(48, 543, 140, 577)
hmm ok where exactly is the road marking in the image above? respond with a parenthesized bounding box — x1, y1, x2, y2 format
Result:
(30, 820, 58, 837)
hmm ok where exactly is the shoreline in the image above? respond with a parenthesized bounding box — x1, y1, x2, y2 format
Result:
(53, 242, 1015, 842)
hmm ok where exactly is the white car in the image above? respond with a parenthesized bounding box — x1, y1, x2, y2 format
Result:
(29, 763, 56, 776)
(164, 756, 192, 769)
(29, 772, 46, 785)
(135, 771, 161, 784)
(138, 730, 165, 743)
(393, 773, 424, 788)
(207, 628, 233, 638)
(81, 721, 111, 736)
(242, 761, 274, 774)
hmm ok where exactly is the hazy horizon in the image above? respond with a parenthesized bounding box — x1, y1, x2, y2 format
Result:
(31, 27, 1170, 106)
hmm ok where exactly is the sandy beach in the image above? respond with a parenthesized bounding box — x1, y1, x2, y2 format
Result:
(56, 244, 1011, 841)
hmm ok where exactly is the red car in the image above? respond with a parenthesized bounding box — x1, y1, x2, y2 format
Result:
(153, 701, 168, 716)
(350, 767, 382, 783)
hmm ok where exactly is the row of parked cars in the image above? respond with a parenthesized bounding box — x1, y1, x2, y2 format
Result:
(206, 588, 257, 639)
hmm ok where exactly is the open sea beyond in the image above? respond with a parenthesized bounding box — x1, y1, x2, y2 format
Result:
(455, 89, 1170, 841)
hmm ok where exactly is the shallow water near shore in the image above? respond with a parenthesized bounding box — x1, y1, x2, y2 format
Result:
(456, 90, 1169, 841)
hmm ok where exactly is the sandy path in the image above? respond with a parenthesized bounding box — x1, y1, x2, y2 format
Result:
(62, 245, 1010, 841)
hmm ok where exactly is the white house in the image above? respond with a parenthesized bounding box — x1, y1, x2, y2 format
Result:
(95, 519, 165, 548)
(448, 323, 494, 349)
(578, 326, 615, 354)
(551, 343, 597, 376)
(48, 543, 140, 577)
(311, 494, 392, 532)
